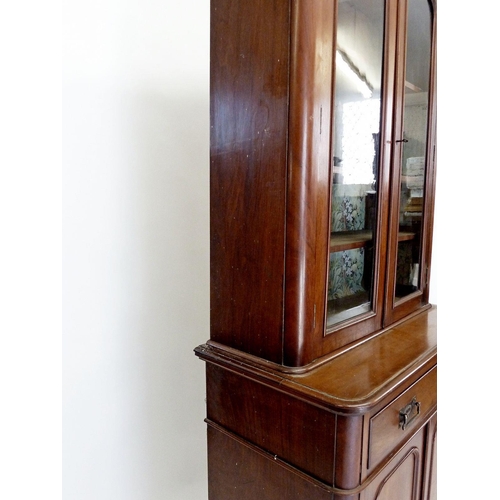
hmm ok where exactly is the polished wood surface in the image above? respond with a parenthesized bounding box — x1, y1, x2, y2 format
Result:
(361, 430, 425, 500)
(207, 425, 332, 500)
(331, 231, 374, 252)
(334, 414, 363, 491)
(198, 306, 436, 412)
(281, 307, 436, 409)
(368, 366, 436, 470)
(205, 362, 336, 484)
(208, 0, 436, 367)
(197, 307, 436, 498)
(209, 0, 290, 363)
(422, 415, 437, 500)
(201, 0, 438, 498)
(283, 0, 396, 365)
(330, 231, 415, 253)
(283, 0, 334, 366)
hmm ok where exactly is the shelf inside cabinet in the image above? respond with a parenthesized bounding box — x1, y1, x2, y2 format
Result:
(405, 80, 422, 93)
(397, 231, 416, 242)
(330, 230, 372, 252)
(330, 230, 415, 253)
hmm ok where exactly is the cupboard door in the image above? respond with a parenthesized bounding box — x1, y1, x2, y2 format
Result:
(422, 415, 437, 500)
(361, 428, 425, 500)
(208, 0, 438, 367)
(285, 0, 400, 366)
(326, 0, 388, 329)
(384, 0, 436, 325)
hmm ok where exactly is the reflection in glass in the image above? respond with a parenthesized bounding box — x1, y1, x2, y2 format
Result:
(327, 0, 385, 328)
(395, 0, 432, 299)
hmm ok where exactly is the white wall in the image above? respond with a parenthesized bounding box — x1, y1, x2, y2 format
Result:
(4, 2, 500, 499)
(59, 3, 445, 499)
(63, 1, 209, 499)
(57, 1, 458, 499)
(59, 1, 450, 499)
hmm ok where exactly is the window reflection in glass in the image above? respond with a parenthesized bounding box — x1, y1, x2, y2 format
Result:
(395, 0, 432, 300)
(327, 0, 385, 328)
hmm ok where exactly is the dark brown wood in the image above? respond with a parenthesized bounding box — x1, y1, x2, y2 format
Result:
(209, 0, 290, 363)
(205, 362, 336, 485)
(284, 0, 400, 365)
(360, 430, 425, 500)
(282, 0, 401, 366)
(281, 306, 436, 411)
(283, 0, 335, 366)
(418, 0, 438, 312)
(334, 415, 363, 490)
(198, 306, 436, 412)
(330, 231, 415, 253)
(421, 414, 437, 500)
(200, 0, 437, 498)
(207, 425, 333, 500)
(331, 231, 374, 252)
(383, 0, 437, 326)
(368, 366, 437, 470)
(196, 307, 437, 499)
(208, 0, 436, 368)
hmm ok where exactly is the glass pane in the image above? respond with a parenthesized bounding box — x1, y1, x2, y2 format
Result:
(327, 0, 385, 328)
(395, 0, 432, 300)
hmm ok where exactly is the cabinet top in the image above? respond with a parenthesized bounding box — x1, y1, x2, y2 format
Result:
(280, 306, 436, 411)
(196, 306, 436, 413)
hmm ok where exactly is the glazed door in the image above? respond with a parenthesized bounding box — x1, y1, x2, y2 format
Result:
(283, 0, 397, 365)
(279, 0, 437, 366)
(326, 0, 389, 330)
(384, 0, 436, 325)
(284, 0, 401, 366)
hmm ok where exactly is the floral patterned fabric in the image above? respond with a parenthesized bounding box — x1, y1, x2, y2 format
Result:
(328, 184, 371, 301)
(328, 249, 365, 300)
(330, 186, 367, 233)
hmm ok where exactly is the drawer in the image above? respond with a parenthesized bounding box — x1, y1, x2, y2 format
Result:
(368, 366, 437, 470)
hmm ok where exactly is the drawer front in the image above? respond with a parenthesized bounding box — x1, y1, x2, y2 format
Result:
(368, 366, 437, 470)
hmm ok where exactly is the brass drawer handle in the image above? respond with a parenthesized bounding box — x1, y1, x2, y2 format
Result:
(399, 397, 420, 430)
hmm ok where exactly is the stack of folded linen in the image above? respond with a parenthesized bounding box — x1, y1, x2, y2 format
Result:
(404, 157, 425, 217)
(405, 156, 425, 190)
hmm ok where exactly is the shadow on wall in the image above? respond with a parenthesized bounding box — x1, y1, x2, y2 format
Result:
(130, 91, 210, 498)
(63, 85, 209, 500)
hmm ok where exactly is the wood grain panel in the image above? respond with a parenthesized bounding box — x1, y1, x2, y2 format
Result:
(284, 0, 335, 366)
(206, 362, 336, 485)
(207, 425, 333, 500)
(209, 0, 290, 363)
(334, 415, 363, 490)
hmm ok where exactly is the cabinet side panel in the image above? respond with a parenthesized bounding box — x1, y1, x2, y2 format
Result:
(206, 363, 336, 485)
(209, 0, 290, 363)
(207, 425, 333, 500)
